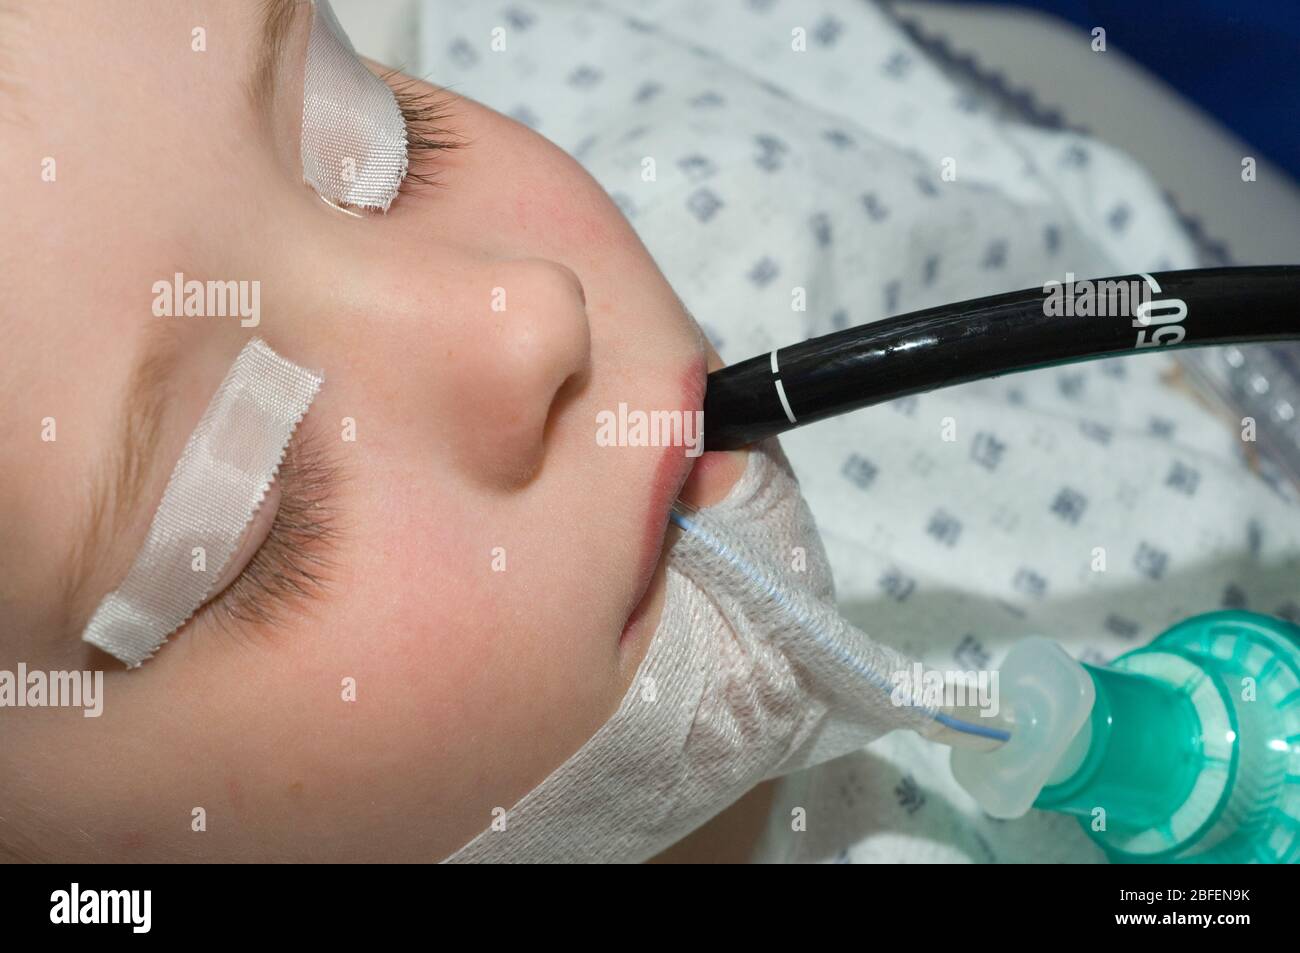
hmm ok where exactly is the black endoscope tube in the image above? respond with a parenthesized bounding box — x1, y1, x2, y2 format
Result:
(703, 266, 1300, 451)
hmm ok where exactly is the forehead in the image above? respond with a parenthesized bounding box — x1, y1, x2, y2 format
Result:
(4, 2, 267, 117)
(0, 1, 279, 648)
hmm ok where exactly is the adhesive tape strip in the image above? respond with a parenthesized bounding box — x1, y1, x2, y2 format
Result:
(301, 0, 408, 211)
(81, 338, 323, 668)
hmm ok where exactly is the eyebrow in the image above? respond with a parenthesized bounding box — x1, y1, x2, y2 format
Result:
(63, 322, 184, 632)
(249, 0, 302, 116)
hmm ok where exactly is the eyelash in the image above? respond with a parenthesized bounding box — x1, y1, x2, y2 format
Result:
(200, 424, 343, 634)
(386, 75, 465, 200)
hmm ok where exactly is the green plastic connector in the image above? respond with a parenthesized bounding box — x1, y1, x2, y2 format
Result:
(1035, 611, 1300, 863)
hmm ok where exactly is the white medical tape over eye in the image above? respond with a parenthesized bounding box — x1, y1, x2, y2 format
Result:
(301, 0, 408, 211)
(81, 339, 323, 668)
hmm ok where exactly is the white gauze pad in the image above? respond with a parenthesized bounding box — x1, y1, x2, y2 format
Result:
(82, 339, 323, 668)
(301, 0, 408, 211)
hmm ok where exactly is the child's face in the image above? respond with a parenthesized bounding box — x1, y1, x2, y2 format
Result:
(0, 0, 744, 860)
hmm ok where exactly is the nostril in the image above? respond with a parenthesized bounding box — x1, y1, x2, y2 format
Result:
(541, 363, 590, 447)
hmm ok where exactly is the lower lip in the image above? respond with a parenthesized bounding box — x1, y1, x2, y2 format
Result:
(619, 360, 707, 644)
(618, 448, 696, 645)
(618, 440, 741, 644)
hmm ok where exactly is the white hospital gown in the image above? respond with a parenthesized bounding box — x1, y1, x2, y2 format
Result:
(416, 0, 1300, 863)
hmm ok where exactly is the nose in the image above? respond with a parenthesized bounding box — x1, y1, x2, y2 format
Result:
(280, 223, 593, 489)
(451, 257, 591, 486)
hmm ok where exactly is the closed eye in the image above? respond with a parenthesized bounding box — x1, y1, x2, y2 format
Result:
(194, 422, 344, 634)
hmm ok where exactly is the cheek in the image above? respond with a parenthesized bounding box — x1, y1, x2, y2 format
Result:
(449, 108, 626, 255)
(508, 173, 619, 251)
(305, 474, 624, 744)
(342, 510, 604, 697)
(253, 512, 629, 852)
